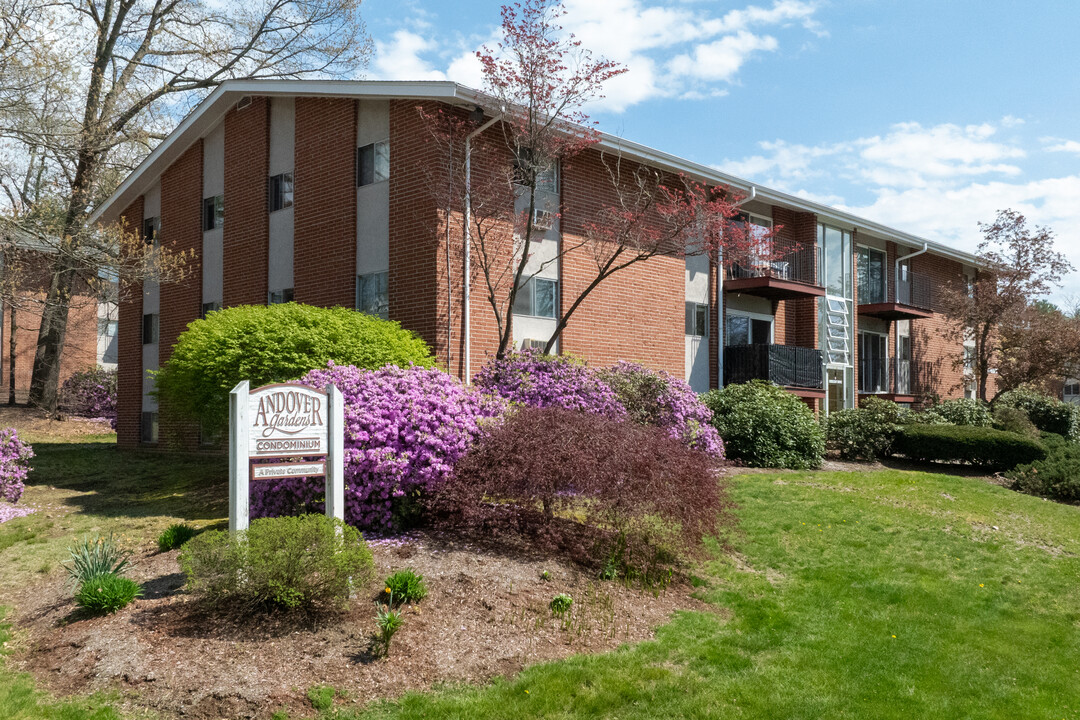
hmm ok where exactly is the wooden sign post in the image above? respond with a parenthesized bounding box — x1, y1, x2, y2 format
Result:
(229, 380, 345, 532)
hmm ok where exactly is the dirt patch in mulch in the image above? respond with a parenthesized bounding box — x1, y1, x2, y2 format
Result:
(9, 530, 712, 719)
(0, 405, 114, 439)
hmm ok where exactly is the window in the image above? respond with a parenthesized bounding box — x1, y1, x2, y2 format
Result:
(685, 303, 708, 337)
(356, 272, 389, 319)
(858, 332, 889, 393)
(202, 196, 224, 231)
(725, 312, 772, 346)
(269, 173, 293, 212)
(512, 276, 557, 318)
(1065, 380, 1080, 402)
(140, 411, 158, 444)
(201, 301, 221, 319)
(142, 217, 160, 246)
(857, 246, 886, 304)
(356, 141, 389, 186)
(513, 149, 558, 193)
(141, 313, 158, 345)
(819, 224, 852, 299)
(268, 288, 294, 305)
(98, 318, 118, 364)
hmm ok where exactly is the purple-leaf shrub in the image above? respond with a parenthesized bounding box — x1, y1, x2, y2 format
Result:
(250, 364, 506, 530)
(474, 350, 626, 418)
(59, 367, 118, 429)
(598, 361, 724, 459)
(0, 428, 34, 505)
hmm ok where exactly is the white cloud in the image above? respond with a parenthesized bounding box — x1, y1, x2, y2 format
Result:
(370, 0, 823, 112)
(372, 30, 447, 81)
(1043, 138, 1080, 155)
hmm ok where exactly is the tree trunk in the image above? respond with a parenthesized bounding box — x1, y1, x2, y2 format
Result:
(28, 265, 76, 412)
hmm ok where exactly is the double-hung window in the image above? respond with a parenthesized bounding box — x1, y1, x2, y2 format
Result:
(141, 313, 159, 345)
(513, 276, 557, 318)
(685, 303, 708, 337)
(142, 217, 160, 246)
(202, 195, 224, 231)
(268, 288, 294, 305)
(356, 141, 389, 186)
(269, 173, 293, 212)
(356, 272, 389, 319)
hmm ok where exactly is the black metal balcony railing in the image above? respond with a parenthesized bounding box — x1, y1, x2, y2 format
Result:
(858, 357, 936, 397)
(859, 270, 933, 310)
(726, 237, 817, 287)
(724, 344, 823, 389)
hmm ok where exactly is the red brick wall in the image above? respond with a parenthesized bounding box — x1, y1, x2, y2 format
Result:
(389, 100, 443, 363)
(223, 96, 270, 307)
(159, 140, 204, 448)
(909, 251, 980, 401)
(117, 197, 144, 448)
(294, 98, 357, 307)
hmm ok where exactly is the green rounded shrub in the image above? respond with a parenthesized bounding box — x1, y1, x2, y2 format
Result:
(826, 397, 906, 460)
(892, 424, 1046, 469)
(75, 573, 142, 615)
(926, 398, 992, 427)
(179, 514, 375, 612)
(992, 406, 1040, 439)
(1007, 433, 1080, 502)
(996, 386, 1080, 440)
(702, 380, 824, 469)
(154, 303, 433, 435)
(157, 523, 197, 552)
(384, 569, 427, 605)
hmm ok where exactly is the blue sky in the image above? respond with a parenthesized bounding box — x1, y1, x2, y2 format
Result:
(360, 0, 1080, 301)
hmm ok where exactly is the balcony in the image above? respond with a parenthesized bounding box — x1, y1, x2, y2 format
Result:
(724, 238, 825, 301)
(858, 271, 934, 320)
(724, 344, 824, 397)
(858, 357, 936, 402)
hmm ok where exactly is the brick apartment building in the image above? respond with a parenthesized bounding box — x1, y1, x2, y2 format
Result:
(89, 80, 987, 449)
(0, 230, 117, 404)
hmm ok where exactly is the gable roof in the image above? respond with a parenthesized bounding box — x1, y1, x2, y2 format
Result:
(90, 79, 978, 266)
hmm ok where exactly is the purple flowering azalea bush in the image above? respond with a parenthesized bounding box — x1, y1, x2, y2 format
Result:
(59, 367, 117, 429)
(598, 361, 724, 459)
(0, 428, 35, 523)
(474, 350, 626, 419)
(250, 364, 505, 530)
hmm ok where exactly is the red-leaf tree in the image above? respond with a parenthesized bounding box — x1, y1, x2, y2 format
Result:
(939, 209, 1073, 401)
(422, 0, 775, 363)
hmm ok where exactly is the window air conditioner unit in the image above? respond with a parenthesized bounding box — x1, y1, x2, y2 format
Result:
(532, 209, 555, 231)
(521, 338, 547, 351)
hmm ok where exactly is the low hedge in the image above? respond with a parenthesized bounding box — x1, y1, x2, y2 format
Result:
(1007, 433, 1080, 502)
(892, 424, 1046, 469)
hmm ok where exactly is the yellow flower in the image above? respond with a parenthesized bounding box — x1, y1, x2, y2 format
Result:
(891, 635, 896, 638)
(525, 690, 530, 694)
(385, 587, 392, 594)
(979, 583, 984, 587)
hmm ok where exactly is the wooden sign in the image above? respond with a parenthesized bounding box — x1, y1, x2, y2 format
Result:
(229, 380, 345, 532)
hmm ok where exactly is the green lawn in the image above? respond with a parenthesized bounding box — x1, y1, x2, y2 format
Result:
(3, 443, 1080, 719)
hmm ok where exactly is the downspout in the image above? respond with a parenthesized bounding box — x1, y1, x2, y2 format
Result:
(463, 111, 503, 382)
(895, 242, 930, 296)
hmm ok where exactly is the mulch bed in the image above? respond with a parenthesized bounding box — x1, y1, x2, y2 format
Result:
(8, 529, 711, 719)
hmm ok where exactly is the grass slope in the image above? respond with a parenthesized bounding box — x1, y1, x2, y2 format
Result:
(2, 443, 1080, 719)
(351, 469, 1080, 720)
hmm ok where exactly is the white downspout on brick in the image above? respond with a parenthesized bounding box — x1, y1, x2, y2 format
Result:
(463, 112, 502, 382)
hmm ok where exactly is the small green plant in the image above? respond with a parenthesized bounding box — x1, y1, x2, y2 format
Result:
(549, 593, 573, 616)
(74, 573, 142, 615)
(375, 591, 405, 656)
(306, 684, 337, 712)
(384, 568, 427, 605)
(156, 523, 197, 552)
(65, 533, 131, 585)
(539, 570, 551, 582)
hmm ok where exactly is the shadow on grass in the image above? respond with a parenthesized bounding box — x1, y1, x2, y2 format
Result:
(25, 442, 228, 523)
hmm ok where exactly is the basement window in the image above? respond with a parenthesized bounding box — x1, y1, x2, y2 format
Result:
(140, 411, 158, 444)
(268, 288, 294, 305)
(200, 301, 221, 319)
(356, 272, 388, 319)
